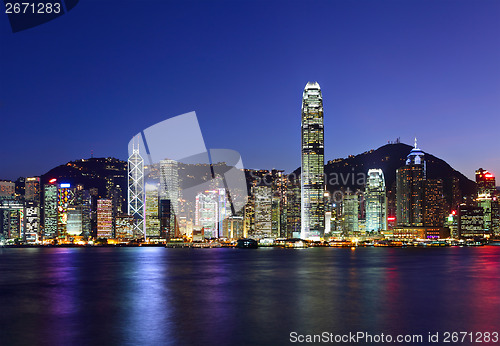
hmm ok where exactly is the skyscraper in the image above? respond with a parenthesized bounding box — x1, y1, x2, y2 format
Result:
(159, 159, 179, 237)
(253, 184, 272, 239)
(97, 199, 113, 238)
(43, 182, 58, 239)
(342, 193, 359, 235)
(476, 168, 496, 196)
(128, 141, 145, 240)
(25, 177, 40, 203)
(396, 140, 425, 227)
(365, 169, 387, 233)
(145, 183, 160, 239)
(301, 82, 325, 239)
(195, 190, 219, 238)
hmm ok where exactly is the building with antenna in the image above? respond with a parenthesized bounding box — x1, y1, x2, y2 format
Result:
(301, 82, 325, 240)
(128, 137, 145, 240)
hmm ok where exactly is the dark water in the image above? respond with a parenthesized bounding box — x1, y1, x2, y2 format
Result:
(1, 247, 500, 346)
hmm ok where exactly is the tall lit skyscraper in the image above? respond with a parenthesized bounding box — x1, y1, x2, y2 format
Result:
(195, 190, 219, 238)
(475, 169, 497, 234)
(253, 184, 272, 239)
(43, 182, 58, 239)
(145, 183, 160, 239)
(365, 169, 387, 233)
(342, 193, 359, 235)
(396, 140, 425, 227)
(301, 82, 325, 239)
(128, 141, 145, 240)
(160, 159, 179, 237)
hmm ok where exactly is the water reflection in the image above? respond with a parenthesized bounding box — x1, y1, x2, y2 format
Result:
(1, 247, 500, 345)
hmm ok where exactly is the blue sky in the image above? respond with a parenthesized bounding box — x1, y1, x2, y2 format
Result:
(0, 0, 499, 180)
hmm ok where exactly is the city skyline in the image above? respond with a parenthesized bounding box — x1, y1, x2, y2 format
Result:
(1, 0, 499, 181)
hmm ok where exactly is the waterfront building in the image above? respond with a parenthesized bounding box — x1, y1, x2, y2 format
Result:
(159, 159, 179, 237)
(476, 168, 496, 196)
(365, 169, 387, 233)
(301, 82, 325, 239)
(195, 190, 219, 238)
(342, 193, 359, 235)
(253, 184, 272, 239)
(128, 141, 145, 240)
(145, 183, 160, 239)
(66, 206, 83, 236)
(115, 214, 134, 240)
(159, 199, 175, 240)
(25, 177, 40, 203)
(221, 215, 244, 239)
(97, 199, 113, 238)
(243, 195, 255, 239)
(458, 205, 485, 238)
(57, 183, 77, 238)
(424, 179, 445, 227)
(0, 198, 23, 240)
(43, 182, 58, 239)
(396, 140, 425, 227)
(286, 176, 301, 238)
(24, 201, 39, 242)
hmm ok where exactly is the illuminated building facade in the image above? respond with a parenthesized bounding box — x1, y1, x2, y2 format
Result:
(424, 179, 444, 227)
(286, 177, 301, 238)
(396, 140, 425, 227)
(301, 82, 325, 239)
(476, 168, 496, 196)
(145, 183, 160, 239)
(195, 190, 219, 238)
(459, 205, 485, 238)
(24, 201, 39, 242)
(159, 199, 174, 240)
(25, 177, 40, 203)
(365, 169, 387, 233)
(0, 180, 15, 197)
(475, 169, 498, 235)
(223, 215, 244, 239)
(97, 199, 113, 238)
(342, 193, 359, 235)
(57, 183, 76, 238)
(115, 214, 134, 240)
(160, 159, 179, 237)
(253, 184, 272, 239)
(0, 199, 23, 240)
(43, 182, 58, 239)
(128, 142, 145, 240)
(66, 206, 83, 236)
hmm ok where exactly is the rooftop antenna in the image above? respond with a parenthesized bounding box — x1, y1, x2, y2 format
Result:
(414, 137, 418, 149)
(91, 149, 93, 158)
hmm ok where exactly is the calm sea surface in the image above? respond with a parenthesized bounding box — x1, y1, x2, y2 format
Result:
(1, 246, 500, 346)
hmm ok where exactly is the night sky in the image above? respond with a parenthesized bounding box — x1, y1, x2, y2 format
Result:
(1, 0, 499, 181)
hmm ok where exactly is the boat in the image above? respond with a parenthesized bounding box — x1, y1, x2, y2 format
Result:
(236, 239, 258, 249)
